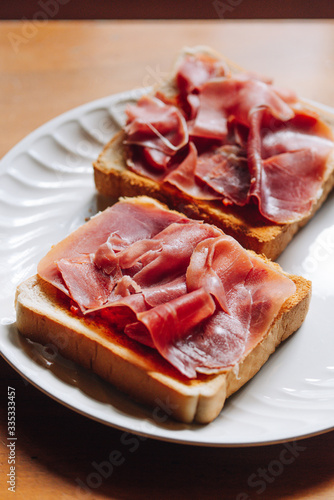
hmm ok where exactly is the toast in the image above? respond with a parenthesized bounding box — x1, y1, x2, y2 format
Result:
(15, 197, 312, 424)
(94, 46, 334, 260)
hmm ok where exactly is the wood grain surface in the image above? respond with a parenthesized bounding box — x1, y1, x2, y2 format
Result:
(1, 20, 334, 500)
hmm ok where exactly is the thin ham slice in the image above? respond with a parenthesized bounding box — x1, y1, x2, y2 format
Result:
(179, 235, 253, 375)
(261, 108, 334, 158)
(186, 237, 229, 312)
(124, 95, 188, 156)
(248, 108, 334, 223)
(164, 142, 250, 207)
(186, 235, 253, 312)
(175, 53, 228, 118)
(142, 147, 171, 172)
(170, 236, 295, 376)
(105, 239, 163, 272)
(195, 145, 250, 205)
(123, 275, 188, 348)
(56, 256, 115, 311)
(141, 275, 187, 307)
(93, 236, 121, 275)
(164, 142, 221, 200)
(176, 304, 251, 377)
(126, 146, 169, 182)
(176, 53, 228, 95)
(38, 198, 191, 295)
(124, 95, 189, 176)
(129, 288, 217, 376)
(258, 150, 324, 222)
(245, 254, 296, 349)
(131, 221, 222, 287)
(190, 76, 294, 141)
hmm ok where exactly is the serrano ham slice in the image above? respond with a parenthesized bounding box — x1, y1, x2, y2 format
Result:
(176, 53, 229, 96)
(164, 142, 221, 200)
(124, 95, 189, 176)
(141, 274, 187, 307)
(175, 53, 228, 118)
(128, 288, 217, 375)
(38, 198, 191, 295)
(248, 108, 334, 222)
(37, 199, 296, 379)
(131, 222, 222, 286)
(56, 256, 115, 311)
(245, 254, 297, 347)
(190, 76, 294, 141)
(124, 95, 188, 162)
(195, 145, 250, 205)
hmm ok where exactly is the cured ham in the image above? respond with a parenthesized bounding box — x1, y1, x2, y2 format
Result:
(175, 53, 228, 118)
(122, 53, 333, 224)
(38, 197, 191, 295)
(245, 253, 297, 346)
(194, 145, 250, 205)
(57, 256, 115, 310)
(248, 108, 334, 222)
(164, 142, 221, 200)
(128, 288, 217, 374)
(131, 222, 222, 287)
(141, 275, 187, 307)
(125, 95, 188, 155)
(190, 76, 295, 140)
(37, 199, 296, 378)
(176, 53, 229, 97)
(124, 95, 188, 175)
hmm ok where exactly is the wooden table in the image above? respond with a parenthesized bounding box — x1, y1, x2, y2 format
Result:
(1, 20, 334, 499)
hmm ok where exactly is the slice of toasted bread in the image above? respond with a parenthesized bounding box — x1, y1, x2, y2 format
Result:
(93, 46, 334, 260)
(15, 266, 311, 424)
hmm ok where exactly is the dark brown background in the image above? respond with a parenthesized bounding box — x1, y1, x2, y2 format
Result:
(1, 0, 334, 20)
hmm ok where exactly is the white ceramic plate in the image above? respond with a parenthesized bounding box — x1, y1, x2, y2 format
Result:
(1, 90, 334, 447)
